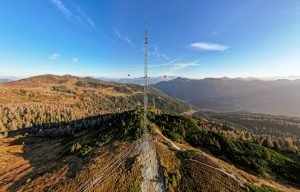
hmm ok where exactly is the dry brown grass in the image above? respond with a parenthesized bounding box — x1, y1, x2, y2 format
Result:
(0, 75, 127, 105)
(0, 136, 143, 192)
(0, 137, 69, 191)
(155, 132, 244, 192)
(64, 140, 143, 192)
(175, 140, 300, 192)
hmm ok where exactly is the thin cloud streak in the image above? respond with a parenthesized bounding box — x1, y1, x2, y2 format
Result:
(129, 59, 179, 68)
(49, 0, 72, 18)
(190, 42, 230, 51)
(113, 28, 135, 47)
(49, 0, 96, 30)
(76, 6, 96, 30)
(130, 59, 199, 71)
(170, 60, 200, 71)
(49, 53, 60, 60)
(72, 57, 78, 64)
(149, 44, 170, 61)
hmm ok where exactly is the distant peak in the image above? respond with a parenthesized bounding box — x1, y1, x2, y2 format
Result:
(220, 77, 231, 80)
(174, 77, 187, 80)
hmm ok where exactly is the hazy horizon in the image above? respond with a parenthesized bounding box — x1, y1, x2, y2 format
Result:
(2, 73, 300, 81)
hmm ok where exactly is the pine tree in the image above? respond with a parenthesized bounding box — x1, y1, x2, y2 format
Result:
(262, 136, 274, 148)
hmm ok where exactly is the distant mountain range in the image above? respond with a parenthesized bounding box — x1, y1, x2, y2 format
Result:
(0, 79, 11, 83)
(154, 77, 300, 117)
(97, 76, 177, 85)
(97, 75, 300, 85)
(0, 75, 177, 85)
(0, 76, 21, 83)
(3, 75, 300, 85)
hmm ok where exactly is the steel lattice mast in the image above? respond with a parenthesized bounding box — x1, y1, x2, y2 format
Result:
(144, 22, 148, 134)
(141, 21, 166, 192)
(141, 21, 149, 192)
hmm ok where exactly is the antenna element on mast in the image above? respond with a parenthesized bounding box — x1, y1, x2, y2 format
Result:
(144, 22, 148, 134)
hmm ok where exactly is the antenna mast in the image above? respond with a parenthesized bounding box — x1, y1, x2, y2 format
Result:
(141, 21, 166, 192)
(144, 22, 148, 134)
(141, 21, 149, 192)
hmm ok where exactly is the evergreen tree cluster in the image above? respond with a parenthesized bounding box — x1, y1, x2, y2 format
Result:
(152, 113, 300, 184)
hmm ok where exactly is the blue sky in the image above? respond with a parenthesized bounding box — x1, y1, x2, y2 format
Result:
(0, 0, 300, 78)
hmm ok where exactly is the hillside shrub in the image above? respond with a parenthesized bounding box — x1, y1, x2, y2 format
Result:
(70, 142, 81, 153)
(80, 145, 92, 157)
(179, 150, 196, 160)
(245, 183, 278, 192)
(163, 130, 185, 143)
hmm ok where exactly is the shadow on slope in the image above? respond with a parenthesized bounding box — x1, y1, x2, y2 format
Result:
(1, 110, 144, 191)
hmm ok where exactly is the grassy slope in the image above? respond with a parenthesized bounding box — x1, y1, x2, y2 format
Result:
(0, 75, 192, 132)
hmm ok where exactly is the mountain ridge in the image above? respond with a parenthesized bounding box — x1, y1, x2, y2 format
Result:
(97, 75, 177, 85)
(0, 74, 193, 132)
(154, 77, 300, 117)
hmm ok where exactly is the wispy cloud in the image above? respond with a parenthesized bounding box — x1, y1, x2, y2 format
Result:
(131, 42, 199, 75)
(130, 59, 199, 71)
(72, 57, 78, 64)
(75, 6, 96, 30)
(49, 0, 72, 17)
(48, 0, 96, 30)
(49, 53, 60, 60)
(212, 30, 219, 35)
(161, 60, 200, 76)
(129, 59, 178, 68)
(190, 42, 230, 51)
(169, 60, 200, 71)
(149, 44, 170, 61)
(113, 28, 135, 47)
(161, 54, 170, 60)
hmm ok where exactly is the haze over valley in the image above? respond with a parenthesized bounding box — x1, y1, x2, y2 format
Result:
(154, 77, 300, 117)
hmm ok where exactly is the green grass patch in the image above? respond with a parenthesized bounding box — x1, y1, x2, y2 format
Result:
(245, 183, 278, 192)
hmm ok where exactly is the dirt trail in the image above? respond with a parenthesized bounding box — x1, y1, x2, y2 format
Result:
(141, 134, 166, 192)
(155, 129, 181, 151)
(180, 109, 197, 116)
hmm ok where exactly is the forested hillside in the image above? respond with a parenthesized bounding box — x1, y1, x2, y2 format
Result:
(194, 111, 300, 162)
(1, 110, 299, 191)
(197, 111, 300, 136)
(151, 113, 300, 186)
(0, 75, 192, 132)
